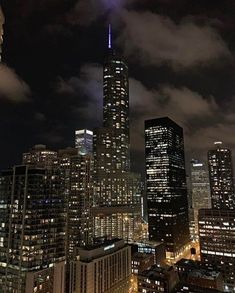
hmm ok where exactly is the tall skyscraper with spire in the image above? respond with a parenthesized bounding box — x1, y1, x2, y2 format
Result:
(92, 26, 141, 241)
(0, 6, 4, 62)
(103, 24, 130, 172)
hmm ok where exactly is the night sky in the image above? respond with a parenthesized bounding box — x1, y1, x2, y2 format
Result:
(1, 0, 235, 173)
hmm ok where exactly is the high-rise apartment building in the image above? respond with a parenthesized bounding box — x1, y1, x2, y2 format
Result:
(190, 160, 211, 239)
(58, 148, 93, 293)
(22, 145, 93, 291)
(57, 147, 93, 258)
(0, 165, 66, 292)
(93, 27, 141, 240)
(145, 117, 190, 259)
(0, 6, 4, 62)
(75, 129, 93, 154)
(22, 145, 93, 252)
(208, 142, 234, 210)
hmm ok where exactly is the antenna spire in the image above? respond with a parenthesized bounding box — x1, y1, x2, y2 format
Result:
(108, 24, 112, 49)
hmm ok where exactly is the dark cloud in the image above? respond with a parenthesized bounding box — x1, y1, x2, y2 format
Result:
(66, 1, 104, 26)
(35, 112, 46, 121)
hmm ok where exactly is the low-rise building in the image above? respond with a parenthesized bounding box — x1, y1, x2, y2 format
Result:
(138, 265, 179, 293)
(175, 259, 224, 292)
(131, 241, 165, 266)
(132, 252, 154, 275)
(175, 283, 222, 293)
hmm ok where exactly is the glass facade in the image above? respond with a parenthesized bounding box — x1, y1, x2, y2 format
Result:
(145, 117, 190, 258)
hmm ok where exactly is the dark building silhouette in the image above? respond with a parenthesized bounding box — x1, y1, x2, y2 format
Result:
(145, 117, 190, 259)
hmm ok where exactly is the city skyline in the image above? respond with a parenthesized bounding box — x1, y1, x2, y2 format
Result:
(2, 1, 235, 173)
(0, 2, 235, 292)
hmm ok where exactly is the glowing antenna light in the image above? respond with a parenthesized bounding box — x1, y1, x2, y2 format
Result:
(108, 24, 112, 49)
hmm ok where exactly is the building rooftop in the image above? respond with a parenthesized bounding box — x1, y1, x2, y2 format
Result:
(140, 265, 173, 280)
(132, 252, 153, 260)
(176, 283, 222, 293)
(82, 238, 122, 251)
(78, 238, 127, 262)
(145, 116, 183, 132)
(188, 270, 221, 281)
(176, 258, 200, 268)
(130, 240, 164, 247)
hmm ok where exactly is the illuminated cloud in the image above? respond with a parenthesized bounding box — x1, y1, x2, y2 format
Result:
(119, 10, 231, 68)
(64, 63, 227, 157)
(56, 64, 103, 125)
(67, 0, 135, 25)
(0, 64, 31, 102)
(129, 78, 218, 152)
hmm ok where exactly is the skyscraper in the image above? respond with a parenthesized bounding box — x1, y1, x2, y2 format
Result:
(54, 147, 93, 293)
(93, 26, 141, 240)
(22, 144, 57, 169)
(145, 117, 190, 259)
(190, 160, 211, 239)
(208, 141, 235, 210)
(0, 165, 66, 292)
(75, 129, 93, 155)
(0, 6, 4, 62)
(199, 142, 235, 290)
